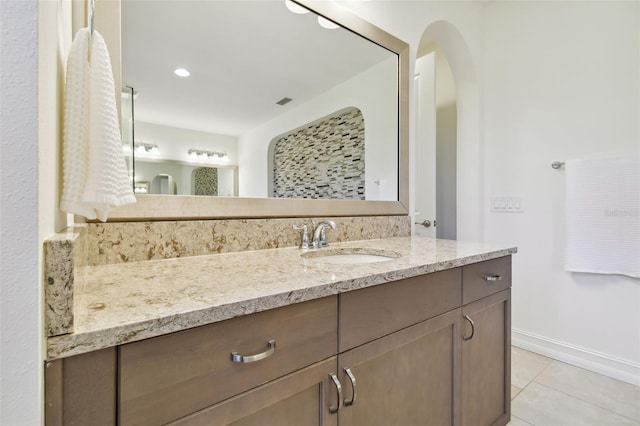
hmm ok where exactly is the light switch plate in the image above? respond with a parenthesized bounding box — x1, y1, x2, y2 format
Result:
(491, 196, 524, 213)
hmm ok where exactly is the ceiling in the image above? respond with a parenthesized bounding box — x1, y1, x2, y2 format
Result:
(121, 0, 395, 137)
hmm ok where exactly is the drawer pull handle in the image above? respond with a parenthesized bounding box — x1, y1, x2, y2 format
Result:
(343, 367, 357, 407)
(484, 274, 502, 282)
(328, 373, 343, 414)
(463, 315, 475, 341)
(231, 339, 276, 363)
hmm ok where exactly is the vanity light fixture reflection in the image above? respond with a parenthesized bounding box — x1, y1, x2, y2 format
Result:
(134, 142, 160, 154)
(188, 148, 228, 162)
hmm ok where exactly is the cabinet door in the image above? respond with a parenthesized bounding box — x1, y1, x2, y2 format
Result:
(461, 289, 511, 426)
(168, 357, 339, 426)
(338, 309, 462, 426)
(45, 348, 117, 426)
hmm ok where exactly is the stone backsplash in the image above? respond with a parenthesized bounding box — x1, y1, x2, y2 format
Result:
(87, 215, 410, 265)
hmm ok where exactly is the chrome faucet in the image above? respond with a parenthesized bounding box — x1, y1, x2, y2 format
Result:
(312, 220, 337, 248)
(292, 224, 310, 249)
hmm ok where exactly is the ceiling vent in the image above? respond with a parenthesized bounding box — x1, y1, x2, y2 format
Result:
(276, 97, 293, 106)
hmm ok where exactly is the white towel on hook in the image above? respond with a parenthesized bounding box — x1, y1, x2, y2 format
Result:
(565, 156, 640, 278)
(60, 28, 135, 222)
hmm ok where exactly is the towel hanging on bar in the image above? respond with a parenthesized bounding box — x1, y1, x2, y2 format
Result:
(564, 156, 639, 278)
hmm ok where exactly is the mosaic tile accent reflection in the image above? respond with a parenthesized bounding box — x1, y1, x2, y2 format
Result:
(273, 107, 365, 199)
(193, 167, 218, 196)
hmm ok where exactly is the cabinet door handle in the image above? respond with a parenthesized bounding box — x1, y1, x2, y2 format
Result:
(230, 339, 276, 363)
(328, 373, 343, 414)
(484, 274, 502, 282)
(343, 367, 357, 407)
(463, 315, 475, 341)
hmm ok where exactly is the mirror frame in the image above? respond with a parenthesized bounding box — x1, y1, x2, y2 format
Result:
(105, 0, 409, 220)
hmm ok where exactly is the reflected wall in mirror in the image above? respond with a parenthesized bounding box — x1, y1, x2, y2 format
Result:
(121, 0, 399, 201)
(133, 159, 237, 197)
(270, 106, 366, 200)
(150, 174, 177, 195)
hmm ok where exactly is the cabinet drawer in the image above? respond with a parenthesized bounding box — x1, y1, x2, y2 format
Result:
(119, 296, 337, 426)
(462, 256, 511, 305)
(339, 268, 461, 352)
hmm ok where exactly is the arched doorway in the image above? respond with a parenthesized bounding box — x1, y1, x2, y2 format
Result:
(415, 21, 482, 241)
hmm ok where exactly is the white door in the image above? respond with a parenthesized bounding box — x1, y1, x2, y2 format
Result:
(414, 53, 437, 238)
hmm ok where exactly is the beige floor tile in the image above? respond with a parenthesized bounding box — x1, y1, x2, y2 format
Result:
(535, 361, 640, 421)
(511, 346, 553, 389)
(507, 415, 534, 425)
(512, 382, 640, 426)
(512, 385, 523, 400)
(512, 346, 553, 363)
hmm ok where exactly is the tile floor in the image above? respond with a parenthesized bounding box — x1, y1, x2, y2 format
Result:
(509, 346, 640, 425)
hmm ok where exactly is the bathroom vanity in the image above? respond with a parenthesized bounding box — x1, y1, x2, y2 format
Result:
(42, 0, 515, 423)
(44, 237, 515, 426)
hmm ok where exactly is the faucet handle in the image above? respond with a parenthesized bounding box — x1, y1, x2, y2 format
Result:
(293, 224, 310, 249)
(312, 220, 337, 248)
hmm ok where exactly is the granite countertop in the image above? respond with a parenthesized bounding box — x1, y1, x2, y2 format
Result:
(46, 236, 517, 360)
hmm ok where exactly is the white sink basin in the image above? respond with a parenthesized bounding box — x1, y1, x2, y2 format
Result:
(300, 248, 401, 264)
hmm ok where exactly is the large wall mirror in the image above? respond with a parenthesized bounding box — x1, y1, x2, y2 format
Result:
(109, 0, 409, 220)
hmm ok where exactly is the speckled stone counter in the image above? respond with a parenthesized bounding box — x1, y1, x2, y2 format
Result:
(43, 225, 87, 336)
(44, 216, 410, 337)
(46, 236, 516, 360)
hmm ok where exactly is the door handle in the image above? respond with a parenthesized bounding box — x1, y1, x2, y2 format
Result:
(328, 373, 343, 414)
(463, 315, 475, 341)
(484, 274, 502, 282)
(230, 339, 275, 363)
(343, 367, 357, 407)
(415, 220, 432, 228)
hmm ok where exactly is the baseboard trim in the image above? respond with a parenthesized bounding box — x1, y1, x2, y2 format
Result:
(512, 328, 640, 386)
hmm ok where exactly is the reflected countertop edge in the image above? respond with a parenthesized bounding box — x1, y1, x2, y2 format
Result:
(46, 236, 517, 360)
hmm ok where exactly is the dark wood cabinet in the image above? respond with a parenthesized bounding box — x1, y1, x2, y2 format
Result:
(169, 357, 339, 426)
(44, 348, 117, 426)
(119, 296, 337, 425)
(462, 289, 511, 426)
(45, 257, 512, 426)
(337, 309, 462, 426)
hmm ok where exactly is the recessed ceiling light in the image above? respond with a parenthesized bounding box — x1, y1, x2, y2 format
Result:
(174, 68, 190, 77)
(317, 16, 339, 30)
(285, 0, 309, 14)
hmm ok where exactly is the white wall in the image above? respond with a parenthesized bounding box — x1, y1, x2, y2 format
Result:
(1, 0, 44, 423)
(339, 0, 486, 242)
(238, 56, 398, 199)
(134, 121, 238, 165)
(483, 1, 639, 383)
(131, 121, 238, 196)
(134, 160, 236, 197)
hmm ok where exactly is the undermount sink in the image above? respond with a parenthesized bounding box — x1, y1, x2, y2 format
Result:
(300, 248, 401, 264)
